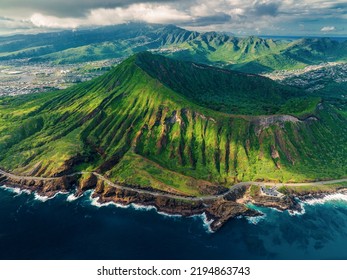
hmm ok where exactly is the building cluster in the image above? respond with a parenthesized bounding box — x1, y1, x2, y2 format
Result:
(0, 59, 119, 97)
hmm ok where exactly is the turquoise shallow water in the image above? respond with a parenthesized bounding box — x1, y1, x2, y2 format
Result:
(1, 187, 347, 260)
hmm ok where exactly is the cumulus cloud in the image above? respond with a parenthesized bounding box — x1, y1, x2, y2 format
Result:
(189, 13, 232, 27)
(253, 0, 280, 17)
(30, 14, 83, 29)
(320, 26, 336, 32)
(0, 0, 185, 17)
(0, 0, 346, 36)
(0, 16, 33, 29)
(30, 3, 192, 28)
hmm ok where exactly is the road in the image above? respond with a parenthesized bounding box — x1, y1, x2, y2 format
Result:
(0, 168, 346, 202)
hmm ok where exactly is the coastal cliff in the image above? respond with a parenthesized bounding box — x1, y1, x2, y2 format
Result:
(0, 171, 261, 231)
(4, 170, 344, 231)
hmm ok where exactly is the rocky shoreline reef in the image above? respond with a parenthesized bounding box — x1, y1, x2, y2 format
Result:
(2, 170, 344, 232)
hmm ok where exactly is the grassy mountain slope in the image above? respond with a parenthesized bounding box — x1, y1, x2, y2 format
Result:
(1, 24, 346, 73)
(0, 53, 346, 196)
(165, 34, 288, 65)
(136, 53, 305, 115)
(167, 35, 347, 73)
(0, 24, 198, 64)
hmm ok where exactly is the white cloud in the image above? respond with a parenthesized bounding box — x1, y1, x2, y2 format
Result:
(0, 0, 345, 36)
(320, 26, 336, 32)
(90, 4, 192, 24)
(190, 1, 230, 17)
(30, 13, 84, 28)
(30, 3, 192, 29)
(0, 16, 32, 29)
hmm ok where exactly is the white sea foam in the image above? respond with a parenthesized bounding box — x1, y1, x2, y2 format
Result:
(89, 193, 130, 209)
(157, 211, 182, 218)
(0, 185, 73, 201)
(189, 213, 214, 233)
(34, 193, 50, 202)
(269, 207, 284, 213)
(287, 193, 347, 215)
(131, 203, 156, 211)
(88, 192, 195, 227)
(34, 191, 68, 202)
(88, 192, 185, 216)
(0, 185, 31, 196)
(243, 203, 267, 224)
(66, 194, 80, 202)
(288, 202, 306, 216)
(246, 213, 266, 225)
(302, 193, 347, 206)
(200, 213, 214, 233)
(87, 193, 215, 232)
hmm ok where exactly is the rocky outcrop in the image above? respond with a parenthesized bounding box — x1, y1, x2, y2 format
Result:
(0, 170, 262, 231)
(252, 114, 319, 135)
(206, 200, 260, 231)
(252, 115, 301, 135)
(2, 175, 77, 197)
(2, 168, 344, 232)
(252, 194, 300, 211)
(224, 185, 248, 201)
(79, 173, 98, 192)
(242, 185, 301, 212)
(286, 188, 347, 202)
(92, 181, 258, 231)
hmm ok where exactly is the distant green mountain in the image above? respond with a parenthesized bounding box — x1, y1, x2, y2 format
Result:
(163, 34, 289, 68)
(0, 53, 345, 196)
(165, 34, 347, 73)
(0, 23, 346, 73)
(0, 23, 197, 64)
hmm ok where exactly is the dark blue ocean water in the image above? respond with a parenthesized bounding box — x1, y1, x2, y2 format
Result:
(1, 186, 347, 260)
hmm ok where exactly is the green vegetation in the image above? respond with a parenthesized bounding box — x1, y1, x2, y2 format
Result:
(136, 53, 304, 115)
(1, 24, 346, 74)
(278, 97, 321, 117)
(278, 181, 347, 195)
(0, 53, 346, 196)
(154, 35, 347, 73)
(249, 185, 260, 197)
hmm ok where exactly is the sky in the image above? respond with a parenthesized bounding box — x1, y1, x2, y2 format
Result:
(0, 0, 346, 36)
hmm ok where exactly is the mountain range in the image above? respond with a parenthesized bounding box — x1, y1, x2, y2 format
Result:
(1, 23, 347, 73)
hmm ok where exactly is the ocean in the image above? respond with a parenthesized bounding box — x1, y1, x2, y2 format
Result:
(1, 186, 347, 260)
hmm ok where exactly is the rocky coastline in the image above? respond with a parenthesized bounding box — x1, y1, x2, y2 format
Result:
(294, 189, 347, 202)
(1, 170, 346, 232)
